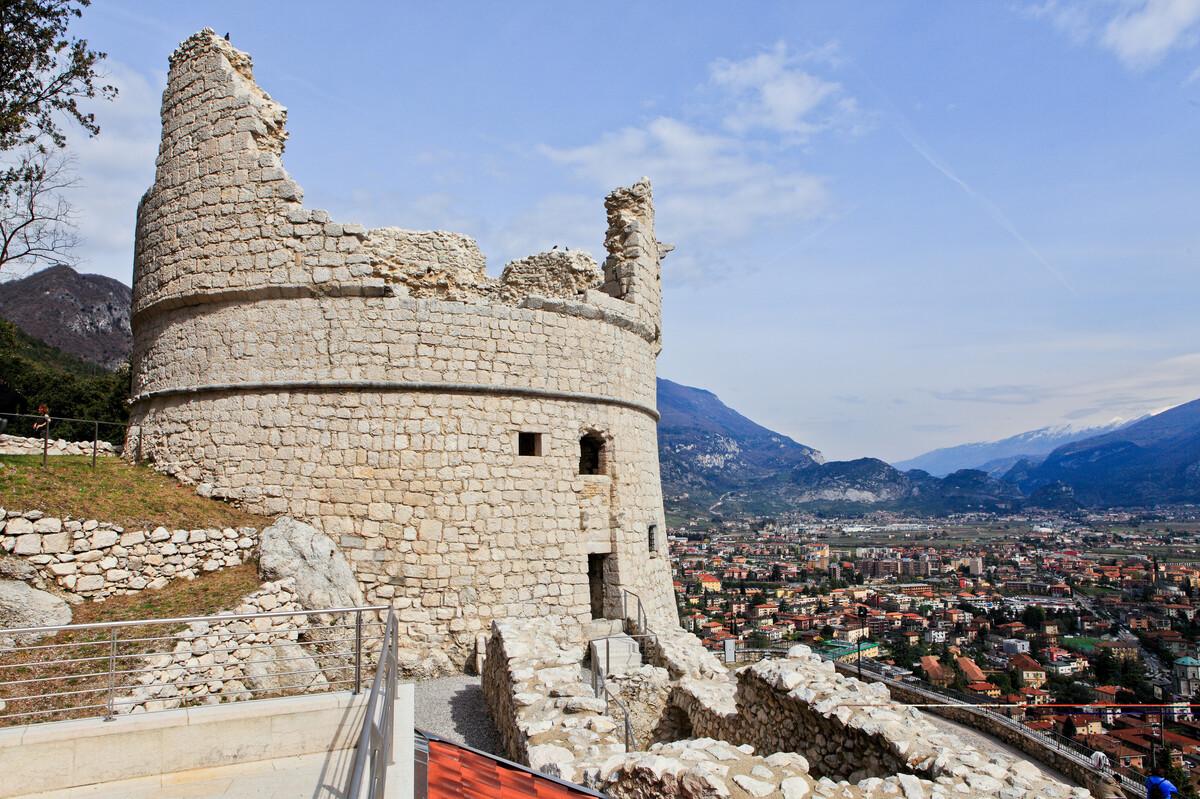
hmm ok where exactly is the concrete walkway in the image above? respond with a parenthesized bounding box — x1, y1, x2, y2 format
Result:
(12, 751, 355, 799)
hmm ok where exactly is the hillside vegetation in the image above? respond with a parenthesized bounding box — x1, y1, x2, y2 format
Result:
(0, 319, 129, 445)
(0, 455, 272, 529)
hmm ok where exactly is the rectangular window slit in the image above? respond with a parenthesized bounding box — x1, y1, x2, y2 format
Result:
(518, 432, 542, 457)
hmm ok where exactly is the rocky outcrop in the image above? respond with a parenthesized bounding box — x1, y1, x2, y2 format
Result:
(0, 580, 71, 643)
(257, 517, 362, 609)
(0, 510, 256, 600)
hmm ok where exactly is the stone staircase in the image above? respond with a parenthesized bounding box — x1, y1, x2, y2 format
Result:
(589, 630, 642, 677)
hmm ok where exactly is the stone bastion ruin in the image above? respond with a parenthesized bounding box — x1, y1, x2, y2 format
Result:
(125, 29, 677, 670)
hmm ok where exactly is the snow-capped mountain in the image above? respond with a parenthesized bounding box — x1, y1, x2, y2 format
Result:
(892, 419, 1134, 477)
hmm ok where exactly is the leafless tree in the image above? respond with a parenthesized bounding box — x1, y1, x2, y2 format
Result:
(0, 150, 78, 275)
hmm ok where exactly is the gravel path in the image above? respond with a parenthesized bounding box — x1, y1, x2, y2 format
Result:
(414, 675, 501, 755)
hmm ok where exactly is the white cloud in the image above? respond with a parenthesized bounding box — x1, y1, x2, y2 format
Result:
(70, 62, 163, 285)
(543, 117, 827, 244)
(537, 44, 853, 283)
(1023, 0, 1200, 69)
(709, 42, 845, 137)
(1103, 0, 1200, 67)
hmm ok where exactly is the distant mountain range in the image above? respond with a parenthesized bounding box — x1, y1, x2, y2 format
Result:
(1005, 398, 1200, 508)
(657, 380, 1022, 516)
(658, 379, 1200, 515)
(0, 266, 132, 370)
(656, 378, 822, 513)
(893, 420, 1133, 477)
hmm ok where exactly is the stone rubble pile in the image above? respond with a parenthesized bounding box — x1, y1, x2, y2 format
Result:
(0, 510, 256, 599)
(0, 433, 116, 457)
(116, 578, 332, 714)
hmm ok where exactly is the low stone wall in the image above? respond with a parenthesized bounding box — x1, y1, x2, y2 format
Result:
(639, 622, 726, 680)
(481, 617, 624, 781)
(668, 647, 1092, 799)
(861, 669, 1124, 799)
(0, 434, 116, 457)
(0, 510, 256, 600)
(116, 578, 340, 713)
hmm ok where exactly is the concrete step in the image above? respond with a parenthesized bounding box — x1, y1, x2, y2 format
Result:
(585, 618, 625, 639)
(590, 633, 642, 677)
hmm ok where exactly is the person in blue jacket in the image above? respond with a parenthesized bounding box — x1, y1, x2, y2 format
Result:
(1146, 775, 1179, 799)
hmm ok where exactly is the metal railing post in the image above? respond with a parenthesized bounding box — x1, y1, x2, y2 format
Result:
(353, 609, 363, 694)
(91, 421, 99, 469)
(104, 628, 118, 720)
(42, 415, 50, 468)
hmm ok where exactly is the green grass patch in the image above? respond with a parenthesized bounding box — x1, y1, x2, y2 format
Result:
(0, 455, 272, 530)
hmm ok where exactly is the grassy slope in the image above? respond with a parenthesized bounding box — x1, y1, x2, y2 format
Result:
(0, 455, 273, 530)
(0, 564, 263, 724)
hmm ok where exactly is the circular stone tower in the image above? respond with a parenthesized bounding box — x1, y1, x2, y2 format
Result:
(126, 30, 678, 669)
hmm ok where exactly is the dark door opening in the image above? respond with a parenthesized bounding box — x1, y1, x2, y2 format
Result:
(587, 553, 608, 619)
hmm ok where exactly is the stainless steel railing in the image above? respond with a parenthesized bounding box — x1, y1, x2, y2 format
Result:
(345, 608, 399, 799)
(586, 637, 637, 750)
(0, 605, 388, 725)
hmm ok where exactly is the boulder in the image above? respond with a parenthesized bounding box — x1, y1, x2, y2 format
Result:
(257, 517, 363, 609)
(0, 580, 71, 642)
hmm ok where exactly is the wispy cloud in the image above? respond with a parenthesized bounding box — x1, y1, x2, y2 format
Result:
(1022, 0, 1200, 69)
(538, 42, 856, 283)
(933, 385, 1049, 405)
(71, 62, 163, 284)
(1104, 0, 1200, 68)
(709, 42, 859, 139)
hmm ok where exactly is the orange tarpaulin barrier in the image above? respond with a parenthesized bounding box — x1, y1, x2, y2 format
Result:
(428, 740, 598, 799)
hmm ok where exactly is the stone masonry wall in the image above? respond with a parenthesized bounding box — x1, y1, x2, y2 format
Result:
(126, 29, 678, 672)
(115, 578, 322, 713)
(0, 434, 116, 457)
(483, 619, 1093, 799)
(0, 509, 255, 600)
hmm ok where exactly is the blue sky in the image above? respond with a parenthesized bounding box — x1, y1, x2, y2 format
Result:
(63, 1, 1200, 462)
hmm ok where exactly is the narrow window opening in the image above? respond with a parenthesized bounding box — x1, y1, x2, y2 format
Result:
(579, 432, 605, 475)
(518, 432, 542, 457)
(648, 523, 659, 554)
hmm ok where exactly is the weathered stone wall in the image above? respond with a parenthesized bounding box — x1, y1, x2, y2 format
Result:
(853, 668, 1125, 798)
(482, 620, 1092, 799)
(0, 434, 116, 457)
(0, 510, 255, 599)
(481, 617, 624, 780)
(126, 29, 677, 672)
(115, 578, 326, 713)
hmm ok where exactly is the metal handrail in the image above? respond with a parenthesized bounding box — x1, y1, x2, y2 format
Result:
(0, 604, 388, 636)
(586, 638, 636, 750)
(0, 605, 389, 724)
(345, 608, 399, 799)
(0, 410, 127, 468)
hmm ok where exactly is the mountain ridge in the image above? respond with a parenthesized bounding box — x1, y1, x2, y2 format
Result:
(0, 266, 132, 370)
(893, 419, 1133, 477)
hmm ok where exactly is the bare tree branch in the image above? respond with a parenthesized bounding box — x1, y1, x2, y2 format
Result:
(0, 149, 78, 276)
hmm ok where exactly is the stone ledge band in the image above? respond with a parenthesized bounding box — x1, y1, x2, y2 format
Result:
(129, 380, 661, 422)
